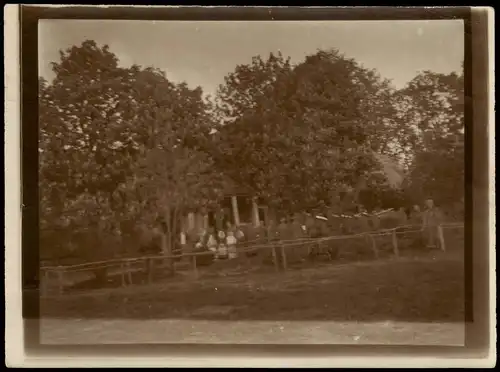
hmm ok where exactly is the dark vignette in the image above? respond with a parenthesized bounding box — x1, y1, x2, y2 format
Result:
(465, 8, 491, 357)
(20, 5, 41, 351)
(20, 5, 490, 361)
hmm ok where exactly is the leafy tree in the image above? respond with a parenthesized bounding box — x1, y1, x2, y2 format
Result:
(39, 40, 218, 265)
(391, 69, 464, 208)
(128, 146, 227, 261)
(42, 40, 143, 198)
(214, 51, 292, 123)
(389, 70, 464, 166)
(39, 40, 143, 263)
(207, 49, 393, 214)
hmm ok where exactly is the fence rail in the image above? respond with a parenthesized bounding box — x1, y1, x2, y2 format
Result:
(40, 222, 464, 296)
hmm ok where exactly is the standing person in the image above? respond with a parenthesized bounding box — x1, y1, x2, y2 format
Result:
(255, 220, 266, 241)
(290, 213, 305, 239)
(407, 204, 423, 249)
(225, 221, 236, 235)
(357, 205, 371, 232)
(277, 217, 289, 241)
(369, 205, 382, 232)
(267, 219, 279, 242)
(409, 205, 422, 226)
(422, 199, 444, 249)
(305, 214, 321, 259)
(288, 213, 306, 262)
(235, 224, 246, 243)
(214, 207, 225, 237)
(272, 217, 289, 267)
(397, 206, 408, 226)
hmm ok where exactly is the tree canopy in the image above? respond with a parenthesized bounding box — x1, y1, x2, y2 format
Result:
(39, 40, 464, 262)
(391, 69, 465, 206)
(39, 40, 222, 260)
(204, 49, 400, 213)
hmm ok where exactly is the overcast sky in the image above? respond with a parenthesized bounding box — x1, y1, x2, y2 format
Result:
(39, 20, 464, 97)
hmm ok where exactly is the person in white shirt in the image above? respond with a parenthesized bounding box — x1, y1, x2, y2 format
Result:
(217, 230, 228, 259)
(206, 227, 218, 253)
(226, 230, 238, 259)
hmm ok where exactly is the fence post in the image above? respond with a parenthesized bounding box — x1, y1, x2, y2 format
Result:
(280, 244, 288, 271)
(41, 269, 48, 296)
(171, 253, 176, 275)
(437, 225, 446, 252)
(391, 229, 399, 258)
(120, 262, 126, 287)
(192, 255, 199, 279)
(368, 233, 379, 259)
(57, 268, 64, 296)
(147, 258, 154, 284)
(126, 260, 133, 285)
(271, 244, 279, 272)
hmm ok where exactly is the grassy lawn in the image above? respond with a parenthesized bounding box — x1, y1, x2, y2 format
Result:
(39, 249, 464, 345)
(41, 250, 464, 323)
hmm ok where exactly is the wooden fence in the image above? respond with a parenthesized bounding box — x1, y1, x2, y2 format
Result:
(40, 222, 464, 297)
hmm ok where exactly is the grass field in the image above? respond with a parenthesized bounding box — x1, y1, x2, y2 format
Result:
(40, 246, 464, 345)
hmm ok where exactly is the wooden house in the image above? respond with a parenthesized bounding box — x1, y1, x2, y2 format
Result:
(179, 182, 269, 245)
(179, 150, 405, 244)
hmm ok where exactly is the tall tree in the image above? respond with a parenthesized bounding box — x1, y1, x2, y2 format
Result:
(39, 40, 218, 263)
(208, 49, 394, 213)
(39, 40, 144, 262)
(389, 69, 464, 167)
(120, 67, 225, 258)
(40, 40, 142, 199)
(391, 69, 464, 207)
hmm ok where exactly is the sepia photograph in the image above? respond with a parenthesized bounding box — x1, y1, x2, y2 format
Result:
(5, 5, 495, 369)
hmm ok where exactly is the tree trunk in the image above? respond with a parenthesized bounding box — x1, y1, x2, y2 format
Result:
(171, 207, 179, 259)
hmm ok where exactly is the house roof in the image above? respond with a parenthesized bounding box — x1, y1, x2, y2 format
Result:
(372, 152, 405, 189)
(221, 176, 255, 197)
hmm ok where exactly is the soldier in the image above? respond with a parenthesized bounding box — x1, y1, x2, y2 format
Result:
(288, 213, 306, 262)
(370, 206, 382, 232)
(409, 204, 423, 226)
(422, 199, 444, 249)
(397, 207, 408, 226)
(277, 217, 289, 241)
(290, 214, 305, 239)
(267, 219, 279, 242)
(356, 205, 371, 233)
(235, 224, 246, 240)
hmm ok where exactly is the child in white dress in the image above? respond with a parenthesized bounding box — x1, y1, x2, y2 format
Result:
(227, 231, 238, 259)
(217, 230, 228, 259)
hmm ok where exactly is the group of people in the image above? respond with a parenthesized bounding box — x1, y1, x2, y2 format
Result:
(184, 198, 447, 262)
(190, 221, 246, 261)
(355, 199, 446, 250)
(410, 198, 445, 250)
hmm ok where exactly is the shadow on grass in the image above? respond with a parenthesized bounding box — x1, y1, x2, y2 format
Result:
(40, 254, 464, 323)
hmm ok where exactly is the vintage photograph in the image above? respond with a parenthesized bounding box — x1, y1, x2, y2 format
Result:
(36, 18, 468, 346)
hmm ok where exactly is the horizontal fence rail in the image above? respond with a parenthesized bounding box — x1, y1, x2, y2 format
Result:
(40, 222, 464, 297)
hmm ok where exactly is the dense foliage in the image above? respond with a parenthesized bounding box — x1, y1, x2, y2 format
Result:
(39, 40, 464, 263)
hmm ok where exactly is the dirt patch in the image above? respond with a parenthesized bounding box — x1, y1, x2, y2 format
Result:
(40, 319, 465, 345)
